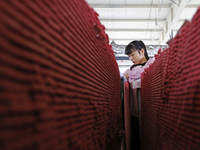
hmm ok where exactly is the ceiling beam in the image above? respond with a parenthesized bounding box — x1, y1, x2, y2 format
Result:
(100, 19, 166, 22)
(105, 29, 179, 32)
(90, 4, 171, 8)
(159, 0, 188, 44)
(106, 29, 163, 32)
(100, 19, 186, 22)
(186, 5, 200, 8)
(110, 38, 159, 41)
(90, 4, 198, 9)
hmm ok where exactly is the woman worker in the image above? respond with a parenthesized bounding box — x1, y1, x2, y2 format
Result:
(122, 40, 155, 150)
(123, 40, 155, 85)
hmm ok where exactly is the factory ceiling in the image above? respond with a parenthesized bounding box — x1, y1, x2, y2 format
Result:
(85, 0, 200, 45)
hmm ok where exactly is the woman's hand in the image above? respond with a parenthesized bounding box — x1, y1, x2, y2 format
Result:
(124, 73, 129, 79)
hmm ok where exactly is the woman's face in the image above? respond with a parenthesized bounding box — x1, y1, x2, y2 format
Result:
(128, 49, 146, 65)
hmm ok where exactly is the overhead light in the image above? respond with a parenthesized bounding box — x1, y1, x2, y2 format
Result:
(110, 40, 116, 46)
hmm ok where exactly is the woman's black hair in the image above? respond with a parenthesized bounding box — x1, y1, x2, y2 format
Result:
(125, 40, 149, 60)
